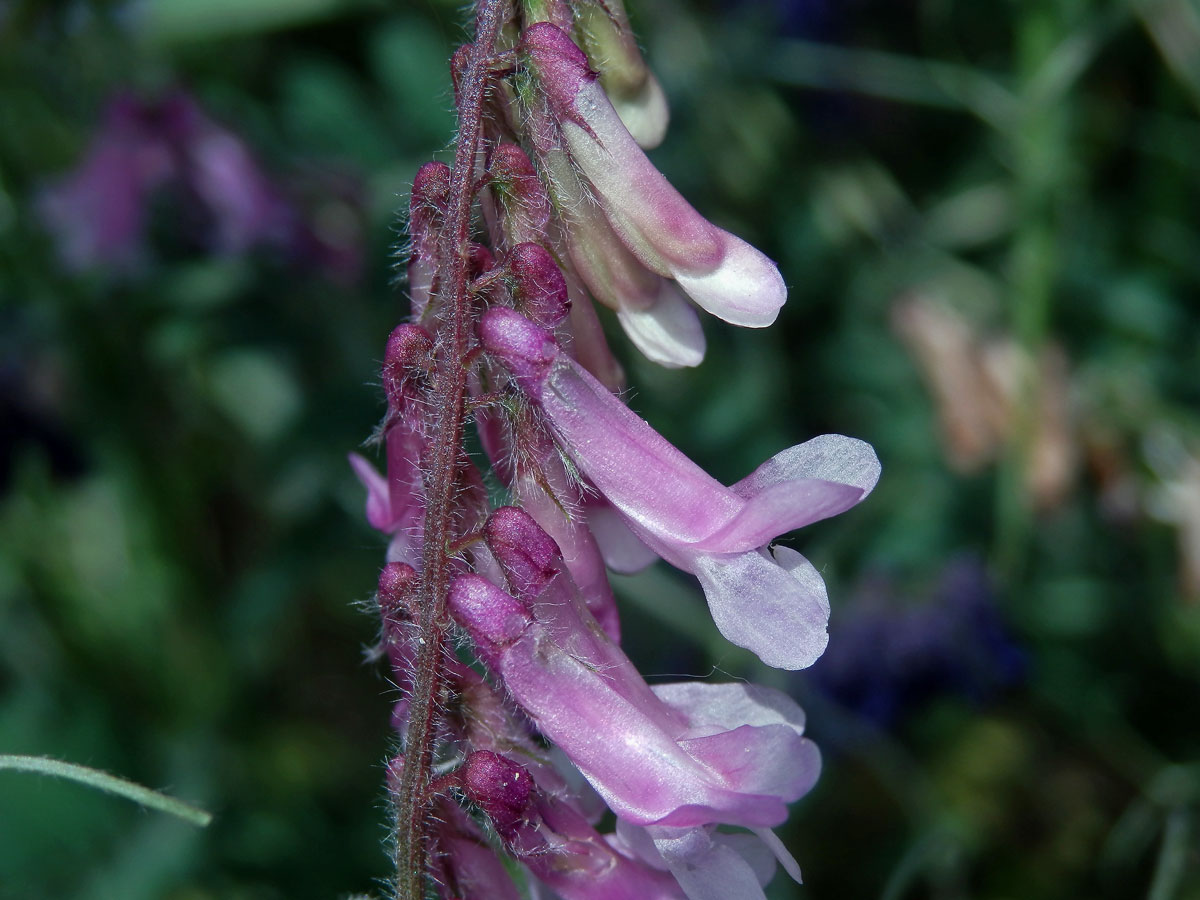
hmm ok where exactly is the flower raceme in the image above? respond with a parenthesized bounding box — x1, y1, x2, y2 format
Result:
(352, 3, 880, 899)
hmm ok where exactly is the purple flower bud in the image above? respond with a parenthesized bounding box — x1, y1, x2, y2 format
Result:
(410, 161, 451, 255)
(382, 323, 434, 411)
(461, 751, 534, 839)
(472, 397, 621, 640)
(522, 24, 787, 329)
(485, 506, 562, 600)
(349, 325, 432, 566)
(511, 455, 622, 641)
(377, 561, 418, 623)
(449, 44, 472, 107)
(448, 573, 532, 669)
(487, 143, 552, 246)
(508, 242, 570, 328)
(478, 307, 558, 389)
(493, 775, 686, 900)
(522, 21, 595, 125)
(409, 163, 451, 319)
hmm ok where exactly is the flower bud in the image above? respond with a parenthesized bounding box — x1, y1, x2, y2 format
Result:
(461, 751, 534, 839)
(573, 0, 670, 148)
(410, 161, 450, 261)
(382, 323, 434, 412)
(377, 561, 418, 623)
(485, 505, 563, 601)
(478, 307, 558, 389)
(448, 573, 532, 669)
(521, 21, 594, 126)
(488, 143, 552, 245)
(450, 44, 472, 105)
(509, 242, 570, 328)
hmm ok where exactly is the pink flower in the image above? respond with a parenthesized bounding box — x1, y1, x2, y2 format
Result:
(521, 24, 787, 331)
(613, 819, 803, 900)
(540, 147, 707, 368)
(480, 308, 881, 669)
(449, 508, 822, 827)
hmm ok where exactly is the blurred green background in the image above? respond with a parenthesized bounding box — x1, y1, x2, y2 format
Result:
(2, 0, 1199, 897)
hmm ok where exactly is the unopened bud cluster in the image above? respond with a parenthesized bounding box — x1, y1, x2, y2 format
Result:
(351, 1, 880, 897)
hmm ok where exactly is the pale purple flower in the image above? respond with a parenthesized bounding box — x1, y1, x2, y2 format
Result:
(40, 91, 295, 271)
(480, 307, 881, 669)
(521, 24, 787, 331)
(613, 819, 802, 900)
(448, 508, 821, 827)
(530, 0, 670, 148)
(37, 93, 173, 270)
(168, 97, 294, 254)
(540, 147, 707, 368)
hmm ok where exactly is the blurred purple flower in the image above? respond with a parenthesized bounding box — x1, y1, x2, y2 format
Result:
(806, 557, 1025, 727)
(38, 93, 174, 271)
(39, 90, 362, 282)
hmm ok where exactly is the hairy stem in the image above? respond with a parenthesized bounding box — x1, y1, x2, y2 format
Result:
(392, 1, 510, 898)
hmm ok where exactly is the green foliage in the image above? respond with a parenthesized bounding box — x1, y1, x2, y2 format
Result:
(2, 0, 1200, 897)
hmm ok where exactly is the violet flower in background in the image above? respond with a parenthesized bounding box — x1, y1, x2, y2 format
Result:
(38, 89, 363, 282)
(807, 557, 1025, 730)
(349, 2, 880, 897)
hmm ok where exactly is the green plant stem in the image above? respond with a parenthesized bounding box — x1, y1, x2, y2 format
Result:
(0, 755, 212, 827)
(995, 2, 1068, 579)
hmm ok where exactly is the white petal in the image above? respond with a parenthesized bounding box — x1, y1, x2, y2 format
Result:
(617, 280, 706, 368)
(612, 72, 670, 149)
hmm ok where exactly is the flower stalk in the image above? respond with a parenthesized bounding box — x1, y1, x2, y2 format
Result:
(392, 0, 511, 895)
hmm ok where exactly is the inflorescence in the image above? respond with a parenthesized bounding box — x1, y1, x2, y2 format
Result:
(350, 2, 881, 897)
